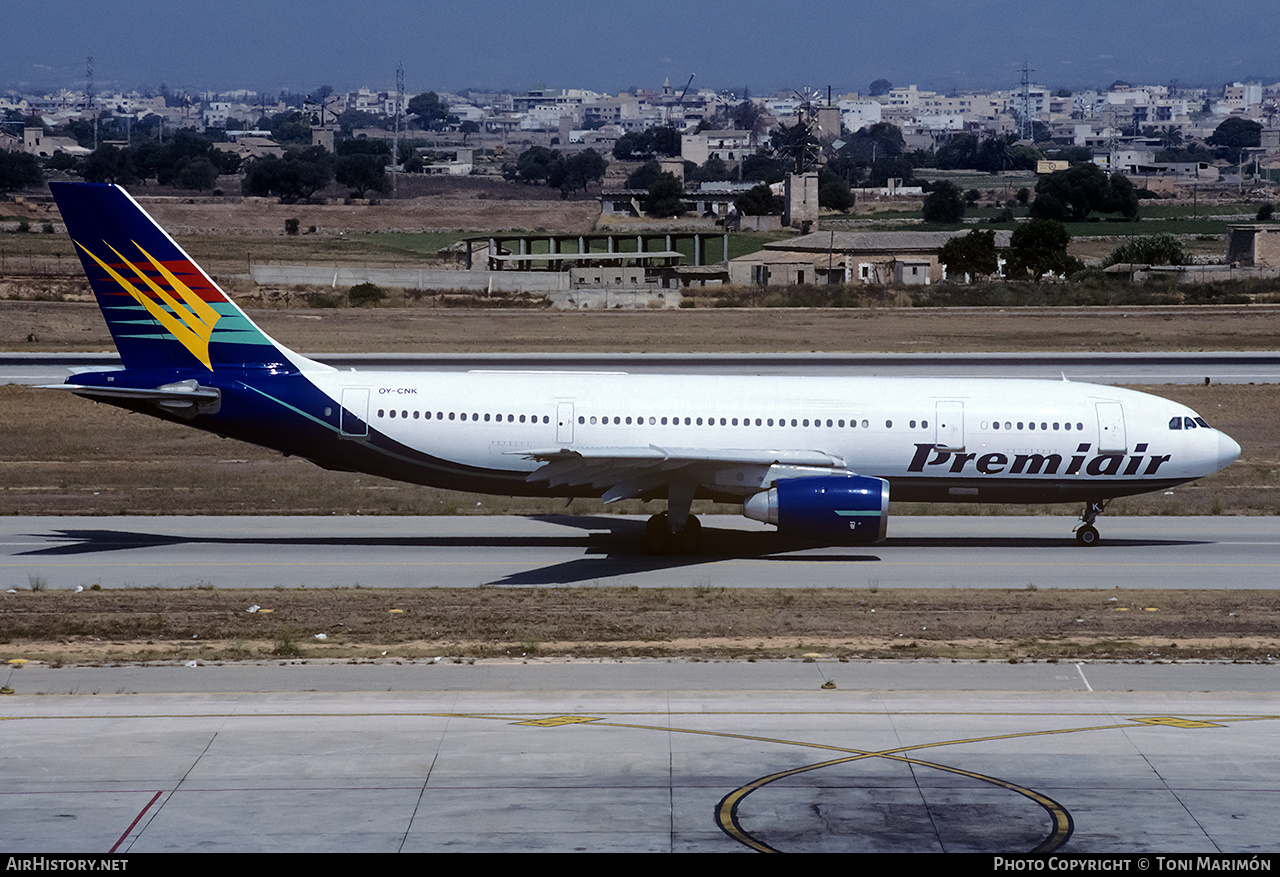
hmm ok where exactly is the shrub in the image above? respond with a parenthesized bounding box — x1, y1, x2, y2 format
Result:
(348, 282, 387, 307)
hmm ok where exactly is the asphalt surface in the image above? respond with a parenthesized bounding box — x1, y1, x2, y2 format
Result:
(2, 661, 1277, 853)
(4, 514, 1278, 589)
(5, 350, 1280, 385)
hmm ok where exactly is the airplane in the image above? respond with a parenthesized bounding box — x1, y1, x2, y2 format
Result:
(45, 182, 1241, 553)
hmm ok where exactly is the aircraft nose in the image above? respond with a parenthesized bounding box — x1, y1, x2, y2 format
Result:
(1217, 431, 1242, 470)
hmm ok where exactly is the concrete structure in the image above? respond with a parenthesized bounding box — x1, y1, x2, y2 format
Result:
(681, 130, 753, 165)
(783, 172, 818, 229)
(730, 230, 1014, 287)
(23, 127, 88, 158)
(1227, 224, 1280, 267)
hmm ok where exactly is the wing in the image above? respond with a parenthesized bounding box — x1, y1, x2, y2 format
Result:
(514, 444, 850, 502)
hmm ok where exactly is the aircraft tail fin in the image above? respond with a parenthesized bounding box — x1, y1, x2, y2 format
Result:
(50, 182, 325, 374)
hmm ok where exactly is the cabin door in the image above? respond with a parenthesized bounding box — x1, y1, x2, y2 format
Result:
(556, 402, 575, 444)
(935, 401, 965, 451)
(340, 387, 370, 438)
(1096, 402, 1126, 453)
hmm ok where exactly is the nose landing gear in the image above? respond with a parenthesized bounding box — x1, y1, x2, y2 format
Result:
(1075, 500, 1110, 546)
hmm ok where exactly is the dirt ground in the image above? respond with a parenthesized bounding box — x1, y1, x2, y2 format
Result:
(3, 586, 1278, 667)
(5, 299, 1280, 355)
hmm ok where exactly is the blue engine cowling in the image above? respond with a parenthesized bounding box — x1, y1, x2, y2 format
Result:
(744, 475, 890, 544)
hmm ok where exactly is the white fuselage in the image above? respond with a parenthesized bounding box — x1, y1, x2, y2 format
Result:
(305, 370, 1238, 505)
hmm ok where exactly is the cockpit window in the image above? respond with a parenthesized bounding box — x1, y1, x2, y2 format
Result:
(1194, 416, 1209, 428)
(1169, 416, 1182, 430)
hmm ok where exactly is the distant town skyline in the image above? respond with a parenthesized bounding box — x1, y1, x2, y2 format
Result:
(6, 0, 1278, 99)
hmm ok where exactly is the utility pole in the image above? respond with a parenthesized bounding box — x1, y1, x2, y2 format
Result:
(392, 62, 404, 196)
(1018, 59, 1034, 141)
(86, 55, 97, 151)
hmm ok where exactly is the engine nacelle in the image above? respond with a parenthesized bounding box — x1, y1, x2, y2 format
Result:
(744, 475, 889, 544)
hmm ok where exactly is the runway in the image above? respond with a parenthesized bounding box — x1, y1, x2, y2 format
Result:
(3, 514, 1279, 589)
(5, 350, 1280, 385)
(2, 661, 1277, 853)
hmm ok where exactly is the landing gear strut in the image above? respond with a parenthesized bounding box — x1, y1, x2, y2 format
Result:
(646, 479, 702, 555)
(1075, 500, 1110, 546)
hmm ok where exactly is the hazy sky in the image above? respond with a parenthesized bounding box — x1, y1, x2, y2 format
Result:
(5, 0, 1276, 98)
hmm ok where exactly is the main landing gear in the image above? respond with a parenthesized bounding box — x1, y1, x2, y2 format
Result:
(1074, 500, 1110, 546)
(646, 479, 702, 555)
(645, 512, 702, 555)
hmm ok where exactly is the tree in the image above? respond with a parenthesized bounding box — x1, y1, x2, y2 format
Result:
(818, 168, 854, 212)
(625, 159, 663, 190)
(267, 110, 313, 147)
(740, 152, 789, 185)
(730, 99, 765, 134)
(1030, 163, 1138, 221)
(509, 146, 561, 184)
(553, 149, 608, 194)
(936, 133, 979, 170)
(0, 151, 43, 193)
(921, 180, 965, 223)
(735, 183, 782, 215)
(868, 79, 893, 96)
(841, 122, 905, 164)
(1102, 234, 1190, 267)
(612, 126, 680, 161)
(1208, 117, 1262, 152)
(646, 172, 685, 217)
(175, 158, 219, 191)
(687, 155, 729, 184)
(1007, 218, 1079, 279)
(407, 92, 451, 131)
(335, 153, 389, 197)
(83, 144, 138, 185)
(939, 229, 998, 281)
(242, 148, 334, 200)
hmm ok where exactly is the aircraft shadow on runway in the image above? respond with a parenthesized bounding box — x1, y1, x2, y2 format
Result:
(19, 517, 1205, 587)
(20, 517, 880, 585)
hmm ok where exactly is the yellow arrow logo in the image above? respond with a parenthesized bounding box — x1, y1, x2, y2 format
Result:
(77, 239, 221, 370)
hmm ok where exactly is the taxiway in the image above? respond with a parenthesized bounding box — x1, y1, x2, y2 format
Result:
(3, 514, 1278, 589)
(2, 661, 1277, 853)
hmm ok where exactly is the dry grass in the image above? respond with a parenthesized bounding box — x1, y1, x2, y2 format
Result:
(6, 299, 1280, 354)
(3, 586, 1278, 666)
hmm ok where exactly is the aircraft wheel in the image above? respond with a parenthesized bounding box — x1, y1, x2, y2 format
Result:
(1075, 524, 1100, 547)
(646, 513, 673, 554)
(673, 516, 702, 555)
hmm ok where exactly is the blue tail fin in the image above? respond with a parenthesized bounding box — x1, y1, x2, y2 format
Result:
(51, 183, 313, 373)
